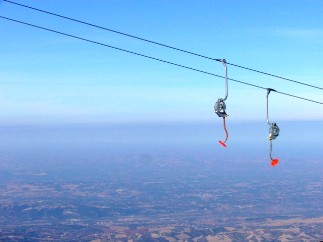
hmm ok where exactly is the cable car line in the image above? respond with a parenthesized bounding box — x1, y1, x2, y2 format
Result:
(266, 88, 280, 166)
(0, 15, 322, 106)
(214, 59, 230, 148)
(3, 0, 323, 91)
(2, 1, 221, 61)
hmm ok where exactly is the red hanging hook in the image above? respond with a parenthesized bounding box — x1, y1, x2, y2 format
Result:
(266, 88, 280, 166)
(215, 59, 229, 148)
(219, 117, 228, 148)
(269, 140, 279, 166)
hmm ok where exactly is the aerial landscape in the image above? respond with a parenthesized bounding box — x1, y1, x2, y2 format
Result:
(0, 122, 322, 241)
(0, 152, 322, 241)
(0, 0, 323, 241)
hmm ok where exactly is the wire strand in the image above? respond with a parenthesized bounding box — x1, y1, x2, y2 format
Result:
(3, 0, 323, 91)
(0, 15, 322, 105)
(2, 0, 220, 62)
(223, 117, 228, 143)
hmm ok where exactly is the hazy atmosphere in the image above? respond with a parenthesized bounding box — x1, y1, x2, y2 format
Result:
(1, 0, 323, 124)
(0, 1, 322, 241)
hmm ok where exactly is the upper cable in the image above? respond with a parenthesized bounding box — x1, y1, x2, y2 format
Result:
(0, 15, 322, 105)
(3, 0, 323, 91)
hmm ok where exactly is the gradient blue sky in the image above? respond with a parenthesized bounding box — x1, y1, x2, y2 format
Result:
(0, 0, 322, 125)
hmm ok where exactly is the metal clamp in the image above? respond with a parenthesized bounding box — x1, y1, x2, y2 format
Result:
(266, 88, 280, 166)
(215, 59, 229, 147)
(268, 123, 280, 140)
(214, 98, 228, 118)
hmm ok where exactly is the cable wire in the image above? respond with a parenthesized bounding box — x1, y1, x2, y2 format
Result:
(0, 15, 322, 105)
(3, 0, 323, 91)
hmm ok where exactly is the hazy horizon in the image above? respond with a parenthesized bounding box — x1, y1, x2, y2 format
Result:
(1, 1, 322, 240)
(1, 120, 322, 161)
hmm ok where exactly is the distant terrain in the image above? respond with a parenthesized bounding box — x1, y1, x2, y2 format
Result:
(1, 154, 322, 241)
(0, 122, 322, 241)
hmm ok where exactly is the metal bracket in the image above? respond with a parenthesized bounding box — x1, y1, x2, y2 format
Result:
(268, 123, 280, 140)
(266, 88, 280, 166)
(215, 59, 229, 147)
(214, 98, 228, 118)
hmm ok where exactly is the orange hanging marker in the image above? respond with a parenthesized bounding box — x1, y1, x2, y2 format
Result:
(266, 88, 280, 166)
(214, 59, 229, 148)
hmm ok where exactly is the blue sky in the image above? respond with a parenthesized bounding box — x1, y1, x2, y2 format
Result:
(0, 0, 322, 125)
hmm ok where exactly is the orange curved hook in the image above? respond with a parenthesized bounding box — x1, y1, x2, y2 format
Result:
(219, 117, 228, 148)
(269, 140, 279, 166)
(267, 89, 280, 166)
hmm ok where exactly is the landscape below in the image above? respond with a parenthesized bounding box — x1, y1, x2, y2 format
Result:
(0, 122, 322, 241)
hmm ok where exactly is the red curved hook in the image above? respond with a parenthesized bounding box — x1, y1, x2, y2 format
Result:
(219, 117, 228, 148)
(271, 159, 279, 166)
(269, 140, 279, 166)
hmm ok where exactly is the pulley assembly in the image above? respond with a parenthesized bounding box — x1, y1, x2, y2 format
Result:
(213, 59, 281, 166)
(266, 88, 280, 166)
(214, 59, 229, 147)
